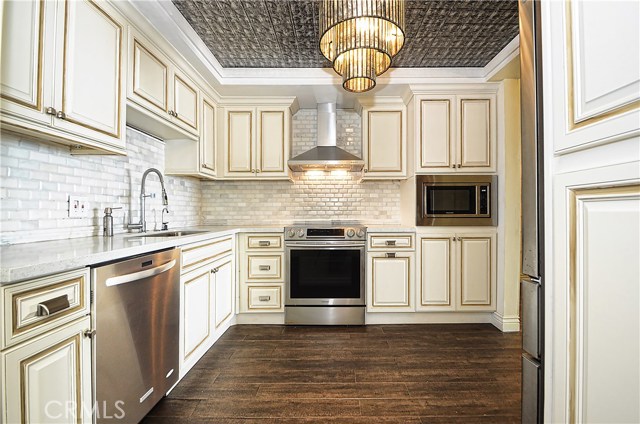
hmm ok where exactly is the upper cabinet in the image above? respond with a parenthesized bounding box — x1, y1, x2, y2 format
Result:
(415, 89, 497, 173)
(126, 28, 200, 139)
(360, 98, 408, 179)
(1, 0, 126, 154)
(222, 100, 295, 180)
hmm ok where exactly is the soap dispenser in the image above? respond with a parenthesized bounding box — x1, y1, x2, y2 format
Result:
(103, 207, 122, 237)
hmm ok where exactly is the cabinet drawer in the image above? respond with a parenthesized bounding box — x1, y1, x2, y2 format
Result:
(369, 234, 415, 250)
(247, 255, 282, 280)
(247, 286, 282, 310)
(182, 236, 233, 272)
(2, 269, 90, 349)
(246, 234, 283, 250)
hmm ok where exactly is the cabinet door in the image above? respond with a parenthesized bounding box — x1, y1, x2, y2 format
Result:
(2, 317, 92, 424)
(257, 108, 288, 176)
(129, 33, 169, 116)
(181, 268, 211, 362)
(214, 258, 233, 328)
(367, 252, 413, 312)
(200, 96, 217, 177)
(457, 233, 496, 310)
(458, 96, 496, 171)
(171, 70, 198, 133)
(364, 109, 406, 178)
(417, 96, 456, 171)
(0, 0, 51, 125)
(54, 0, 124, 147)
(225, 108, 255, 176)
(417, 235, 455, 311)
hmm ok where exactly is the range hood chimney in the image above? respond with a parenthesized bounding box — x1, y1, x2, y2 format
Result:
(288, 103, 364, 172)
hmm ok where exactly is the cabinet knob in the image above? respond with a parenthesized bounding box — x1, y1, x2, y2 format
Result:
(45, 107, 57, 116)
(256, 169, 261, 173)
(56, 110, 66, 120)
(363, 168, 368, 173)
(83, 329, 96, 339)
(168, 110, 175, 117)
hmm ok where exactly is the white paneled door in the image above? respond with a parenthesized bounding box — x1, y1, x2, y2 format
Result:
(542, 0, 640, 422)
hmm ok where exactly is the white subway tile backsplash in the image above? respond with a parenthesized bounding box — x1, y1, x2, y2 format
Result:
(1, 107, 402, 244)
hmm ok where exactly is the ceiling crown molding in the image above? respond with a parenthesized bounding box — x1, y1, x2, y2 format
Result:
(125, 0, 519, 89)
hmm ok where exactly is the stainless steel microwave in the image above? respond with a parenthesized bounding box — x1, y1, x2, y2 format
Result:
(416, 175, 497, 226)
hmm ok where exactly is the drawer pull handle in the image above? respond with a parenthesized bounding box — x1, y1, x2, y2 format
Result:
(259, 295, 271, 302)
(386, 253, 397, 258)
(36, 295, 70, 316)
(259, 265, 271, 271)
(258, 241, 271, 247)
(385, 240, 396, 246)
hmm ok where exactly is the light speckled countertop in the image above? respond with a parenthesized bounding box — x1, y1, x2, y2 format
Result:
(0, 226, 283, 285)
(0, 224, 416, 285)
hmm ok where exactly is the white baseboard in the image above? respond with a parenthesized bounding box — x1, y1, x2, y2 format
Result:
(491, 312, 521, 332)
(365, 312, 494, 325)
(235, 313, 285, 325)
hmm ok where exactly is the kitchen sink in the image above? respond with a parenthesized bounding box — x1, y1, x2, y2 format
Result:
(128, 230, 209, 238)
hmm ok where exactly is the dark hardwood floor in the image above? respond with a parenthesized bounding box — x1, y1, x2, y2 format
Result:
(142, 324, 522, 424)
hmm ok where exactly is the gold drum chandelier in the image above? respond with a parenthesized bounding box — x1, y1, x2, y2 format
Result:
(319, 0, 405, 93)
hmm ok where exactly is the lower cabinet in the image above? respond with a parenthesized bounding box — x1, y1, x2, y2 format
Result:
(237, 232, 285, 313)
(417, 229, 497, 312)
(366, 233, 416, 312)
(1, 317, 92, 424)
(179, 237, 235, 377)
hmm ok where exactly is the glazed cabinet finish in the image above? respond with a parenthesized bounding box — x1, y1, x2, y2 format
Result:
(366, 233, 415, 312)
(179, 237, 235, 376)
(1, 317, 92, 424)
(416, 93, 497, 173)
(0, 0, 125, 153)
(361, 100, 408, 179)
(223, 106, 291, 179)
(417, 230, 496, 312)
(238, 233, 285, 313)
(127, 28, 200, 137)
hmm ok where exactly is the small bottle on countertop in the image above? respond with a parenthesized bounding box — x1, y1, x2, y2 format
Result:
(103, 207, 122, 237)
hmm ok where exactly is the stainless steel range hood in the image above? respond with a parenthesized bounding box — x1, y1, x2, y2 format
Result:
(288, 103, 364, 172)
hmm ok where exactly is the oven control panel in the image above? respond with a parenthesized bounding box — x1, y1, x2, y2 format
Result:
(285, 226, 366, 241)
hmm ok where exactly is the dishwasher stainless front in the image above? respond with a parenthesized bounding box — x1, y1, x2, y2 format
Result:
(91, 248, 180, 423)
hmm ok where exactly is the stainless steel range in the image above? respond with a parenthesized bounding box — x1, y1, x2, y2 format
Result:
(284, 224, 366, 325)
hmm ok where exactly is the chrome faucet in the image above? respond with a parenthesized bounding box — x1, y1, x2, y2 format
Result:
(128, 168, 169, 233)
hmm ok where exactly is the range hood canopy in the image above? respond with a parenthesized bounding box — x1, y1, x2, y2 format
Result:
(288, 103, 364, 172)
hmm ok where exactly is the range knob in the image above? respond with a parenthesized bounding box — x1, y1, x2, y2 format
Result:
(287, 229, 295, 238)
(356, 228, 365, 238)
(346, 228, 355, 238)
(297, 229, 305, 238)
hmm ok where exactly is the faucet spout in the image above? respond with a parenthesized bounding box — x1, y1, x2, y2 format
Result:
(128, 168, 170, 233)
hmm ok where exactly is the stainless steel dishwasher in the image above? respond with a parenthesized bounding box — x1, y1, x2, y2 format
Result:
(91, 248, 180, 424)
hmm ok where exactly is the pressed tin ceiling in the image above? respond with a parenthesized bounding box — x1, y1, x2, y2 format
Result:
(171, 0, 519, 69)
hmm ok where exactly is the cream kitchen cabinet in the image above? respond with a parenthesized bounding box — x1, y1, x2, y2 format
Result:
(366, 233, 415, 312)
(223, 105, 292, 179)
(0, 0, 126, 154)
(1, 268, 92, 424)
(360, 99, 408, 179)
(179, 236, 235, 376)
(126, 28, 200, 138)
(417, 229, 496, 312)
(238, 233, 285, 313)
(415, 92, 497, 173)
(165, 92, 218, 178)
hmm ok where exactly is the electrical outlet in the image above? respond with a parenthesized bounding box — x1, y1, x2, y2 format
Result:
(68, 196, 89, 218)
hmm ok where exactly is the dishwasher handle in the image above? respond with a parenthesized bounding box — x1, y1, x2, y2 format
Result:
(105, 259, 177, 287)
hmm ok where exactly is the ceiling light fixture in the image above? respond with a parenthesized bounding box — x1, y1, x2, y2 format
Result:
(319, 0, 405, 93)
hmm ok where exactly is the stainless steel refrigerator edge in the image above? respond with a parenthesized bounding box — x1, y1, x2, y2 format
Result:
(91, 248, 180, 423)
(519, 0, 545, 423)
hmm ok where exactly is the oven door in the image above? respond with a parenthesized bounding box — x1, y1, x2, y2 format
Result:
(285, 241, 365, 306)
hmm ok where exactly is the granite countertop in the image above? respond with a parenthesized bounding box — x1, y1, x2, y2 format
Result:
(0, 226, 284, 285)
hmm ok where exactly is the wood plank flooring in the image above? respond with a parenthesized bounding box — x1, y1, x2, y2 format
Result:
(142, 324, 521, 424)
